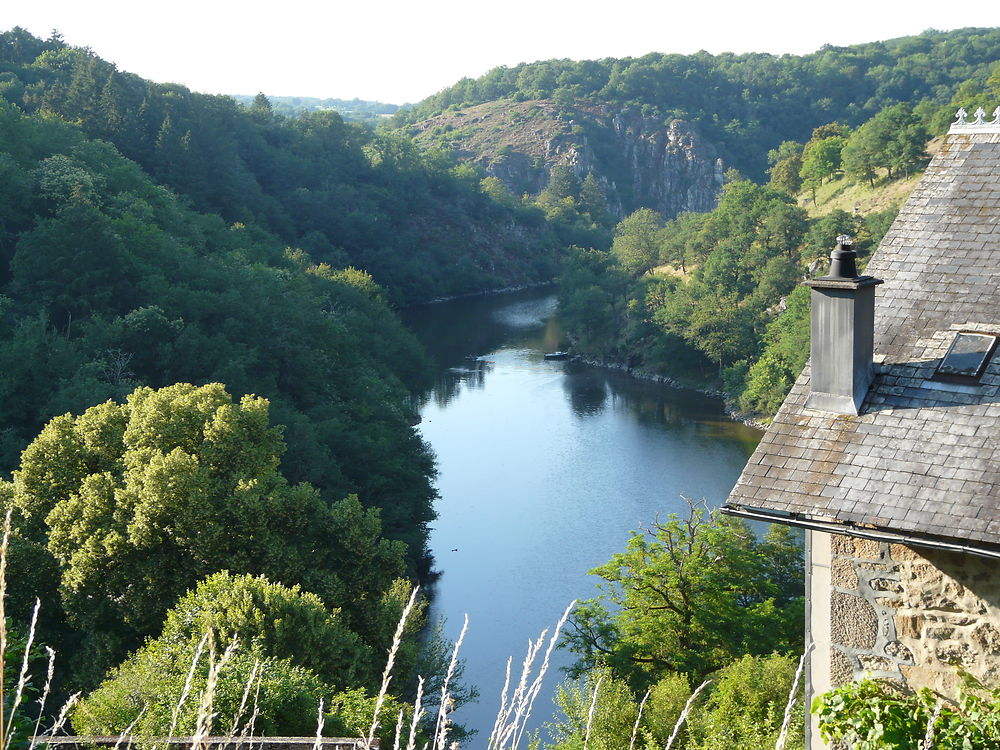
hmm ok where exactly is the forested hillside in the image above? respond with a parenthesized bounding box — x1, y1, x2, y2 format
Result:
(0, 51, 461, 736)
(0, 29, 561, 305)
(230, 94, 400, 124)
(397, 27, 1000, 179)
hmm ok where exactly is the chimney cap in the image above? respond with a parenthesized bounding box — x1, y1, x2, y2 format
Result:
(804, 236, 884, 290)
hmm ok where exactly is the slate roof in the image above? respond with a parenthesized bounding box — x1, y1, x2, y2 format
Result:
(724, 124, 1000, 549)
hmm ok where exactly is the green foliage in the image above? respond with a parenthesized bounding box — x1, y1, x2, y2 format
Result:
(324, 687, 413, 746)
(563, 501, 804, 687)
(0, 98, 438, 587)
(75, 639, 331, 737)
(543, 667, 642, 750)
(768, 154, 803, 195)
(2, 618, 45, 750)
(686, 654, 803, 750)
(72, 572, 416, 743)
(157, 573, 369, 687)
(814, 676, 1000, 749)
(612, 208, 664, 276)
(9, 384, 409, 688)
(737, 286, 810, 415)
(649, 180, 808, 371)
(540, 655, 803, 750)
(0, 31, 560, 305)
(842, 104, 928, 187)
(800, 135, 846, 187)
(398, 28, 1000, 179)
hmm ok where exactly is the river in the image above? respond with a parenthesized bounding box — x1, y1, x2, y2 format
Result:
(403, 288, 762, 744)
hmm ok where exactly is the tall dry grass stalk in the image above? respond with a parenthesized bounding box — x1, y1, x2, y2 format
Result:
(310, 698, 325, 750)
(487, 601, 575, 750)
(922, 702, 942, 750)
(152, 630, 212, 750)
(663, 679, 710, 750)
(432, 614, 468, 750)
(29, 647, 56, 750)
(774, 649, 809, 750)
(42, 692, 80, 742)
(227, 658, 262, 743)
(0, 509, 11, 750)
(582, 675, 603, 750)
(364, 585, 420, 749)
(112, 707, 147, 750)
(242, 665, 263, 746)
(5, 598, 40, 750)
(628, 689, 651, 750)
(404, 675, 424, 750)
(191, 639, 237, 750)
(390, 707, 405, 750)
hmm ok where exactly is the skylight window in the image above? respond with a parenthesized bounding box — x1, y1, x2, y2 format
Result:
(936, 332, 998, 380)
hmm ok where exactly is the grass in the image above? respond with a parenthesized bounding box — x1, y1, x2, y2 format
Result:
(801, 137, 943, 220)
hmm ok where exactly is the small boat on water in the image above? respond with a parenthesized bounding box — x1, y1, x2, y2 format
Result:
(544, 351, 569, 360)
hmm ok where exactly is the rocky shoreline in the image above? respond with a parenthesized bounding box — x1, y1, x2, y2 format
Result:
(570, 354, 769, 431)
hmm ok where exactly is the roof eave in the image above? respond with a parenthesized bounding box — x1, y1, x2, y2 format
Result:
(722, 503, 1000, 561)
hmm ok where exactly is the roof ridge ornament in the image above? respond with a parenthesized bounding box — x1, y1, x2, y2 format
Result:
(950, 104, 1000, 134)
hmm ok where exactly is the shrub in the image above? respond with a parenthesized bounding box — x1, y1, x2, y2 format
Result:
(814, 676, 1000, 750)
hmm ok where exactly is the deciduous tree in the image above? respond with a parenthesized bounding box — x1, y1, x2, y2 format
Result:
(564, 501, 804, 685)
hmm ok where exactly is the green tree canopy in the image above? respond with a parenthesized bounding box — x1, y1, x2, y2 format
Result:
(9, 383, 407, 687)
(612, 208, 664, 276)
(72, 573, 412, 741)
(799, 135, 846, 186)
(563, 501, 804, 686)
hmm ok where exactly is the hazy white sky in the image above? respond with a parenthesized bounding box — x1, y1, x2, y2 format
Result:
(3, 1, 998, 104)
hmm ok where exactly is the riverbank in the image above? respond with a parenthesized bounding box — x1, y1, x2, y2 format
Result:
(570, 354, 769, 431)
(419, 280, 554, 306)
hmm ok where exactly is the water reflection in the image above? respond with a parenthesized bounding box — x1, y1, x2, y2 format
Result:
(562, 367, 608, 417)
(404, 289, 564, 409)
(404, 287, 763, 738)
(432, 359, 494, 407)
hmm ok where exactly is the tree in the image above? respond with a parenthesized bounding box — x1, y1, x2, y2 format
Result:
(766, 140, 803, 166)
(10, 382, 407, 687)
(579, 172, 612, 227)
(841, 119, 884, 188)
(799, 136, 845, 187)
(72, 573, 413, 741)
(250, 92, 273, 121)
(768, 153, 803, 195)
(564, 500, 804, 686)
(880, 104, 929, 178)
(539, 164, 581, 204)
(841, 104, 927, 187)
(612, 208, 664, 276)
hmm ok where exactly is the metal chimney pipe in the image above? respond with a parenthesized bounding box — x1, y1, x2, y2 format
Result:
(826, 235, 859, 280)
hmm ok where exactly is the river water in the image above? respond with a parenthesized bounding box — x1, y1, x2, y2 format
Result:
(403, 288, 762, 743)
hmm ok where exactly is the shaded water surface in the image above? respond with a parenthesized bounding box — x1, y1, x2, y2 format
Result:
(403, 288, 762, 741)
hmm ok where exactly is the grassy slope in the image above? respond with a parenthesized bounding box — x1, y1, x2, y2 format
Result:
(803, 137, 942, 219)
(407, 99, 574, 160)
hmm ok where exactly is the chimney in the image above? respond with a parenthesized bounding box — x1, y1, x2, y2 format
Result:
(803, 236, 883, 415)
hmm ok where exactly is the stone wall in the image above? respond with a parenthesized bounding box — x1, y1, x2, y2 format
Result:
(828, 535, 1000, 696)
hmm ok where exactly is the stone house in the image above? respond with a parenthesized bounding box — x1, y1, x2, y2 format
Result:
(722, 107, 1000, 748)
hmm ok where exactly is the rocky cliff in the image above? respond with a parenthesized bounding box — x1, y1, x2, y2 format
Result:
(408, 100, 725, 220)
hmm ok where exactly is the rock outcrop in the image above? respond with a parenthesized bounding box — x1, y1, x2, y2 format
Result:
(408, 100, 725, 220)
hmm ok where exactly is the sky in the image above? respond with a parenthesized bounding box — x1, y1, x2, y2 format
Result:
(3, 1, 998, 104)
